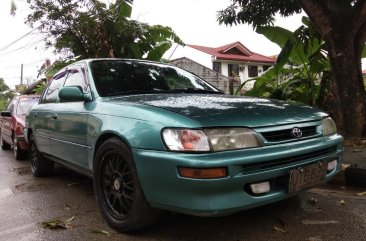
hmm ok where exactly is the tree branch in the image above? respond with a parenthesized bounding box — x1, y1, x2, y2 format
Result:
(299, 0, 333, 41)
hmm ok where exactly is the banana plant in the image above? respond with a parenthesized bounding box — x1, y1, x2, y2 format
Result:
(240, 17, 329, 106)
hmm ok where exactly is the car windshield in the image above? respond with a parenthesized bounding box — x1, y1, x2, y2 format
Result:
(16, 97, 39, 115)
(90, 60, 221, 97)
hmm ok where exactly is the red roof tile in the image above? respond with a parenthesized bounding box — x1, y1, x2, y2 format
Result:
(187, 41, 275, 64)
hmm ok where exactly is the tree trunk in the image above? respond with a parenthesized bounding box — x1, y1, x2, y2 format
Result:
(326, 37, 366, 138)
(300, 0, 366, 138)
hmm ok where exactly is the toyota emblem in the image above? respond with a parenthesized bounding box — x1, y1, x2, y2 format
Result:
(291, 127, 302, 138)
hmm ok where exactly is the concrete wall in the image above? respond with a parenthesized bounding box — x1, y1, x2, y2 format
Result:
(171, 57, 240, 95)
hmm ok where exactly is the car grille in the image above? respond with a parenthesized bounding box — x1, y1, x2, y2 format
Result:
(242, 145, 338, 173)
(260, 126, 318, 142)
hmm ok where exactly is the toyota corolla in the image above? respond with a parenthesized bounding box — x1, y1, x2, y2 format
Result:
(25, 59, 343, 232)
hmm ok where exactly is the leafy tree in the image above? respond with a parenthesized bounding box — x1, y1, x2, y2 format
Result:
(218, 0, 366, 138)
(0, 78, 14, 111)
(25, 0, 183, 61)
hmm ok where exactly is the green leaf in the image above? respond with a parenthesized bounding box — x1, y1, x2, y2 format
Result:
(256, 26, 293, 48)
(362, 44, 366, 58)
(91, 229, 111, 236)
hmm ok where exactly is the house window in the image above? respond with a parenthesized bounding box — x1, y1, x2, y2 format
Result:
(263, 65, 271, 72)
(248, 65, 258, 77)
(213, 62, 221, 73)
(228, 64, 239, 77)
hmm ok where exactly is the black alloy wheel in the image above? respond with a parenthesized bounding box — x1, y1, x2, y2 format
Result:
(29, 133, 53, 177)
(94, 138, 161, 232)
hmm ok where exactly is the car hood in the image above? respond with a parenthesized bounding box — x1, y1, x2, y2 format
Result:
(109, 94, 327, 127)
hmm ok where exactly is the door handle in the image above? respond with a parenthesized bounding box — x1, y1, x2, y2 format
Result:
(52, 114, 58, 120)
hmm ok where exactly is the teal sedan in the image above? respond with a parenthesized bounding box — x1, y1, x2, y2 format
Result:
(25, 59, 343, 232)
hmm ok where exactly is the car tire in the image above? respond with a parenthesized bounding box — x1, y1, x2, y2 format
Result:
(93, 137, 161, 232)
(1, 134, 11, 150)
(13, 135, 26, 160)
(29, 133, 54, 177)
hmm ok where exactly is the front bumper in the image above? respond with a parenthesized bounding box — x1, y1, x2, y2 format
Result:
(133, 134, 343, 216)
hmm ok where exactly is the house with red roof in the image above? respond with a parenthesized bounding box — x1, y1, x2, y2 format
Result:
(170, 41, 275, 90)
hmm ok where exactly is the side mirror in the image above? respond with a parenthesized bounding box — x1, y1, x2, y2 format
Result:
(0, 111, 12, 117)
(59, 86, 92, 102)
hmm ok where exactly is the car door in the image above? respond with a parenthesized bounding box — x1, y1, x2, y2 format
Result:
(32, 72, 67, 154)
(50, 65, 90, 169)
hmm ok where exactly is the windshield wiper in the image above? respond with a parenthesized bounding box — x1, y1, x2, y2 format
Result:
(105, 89, 167, 96)
(168, 88, 223, 94)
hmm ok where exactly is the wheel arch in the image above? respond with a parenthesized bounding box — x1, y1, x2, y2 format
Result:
(93, 131, 132, 167)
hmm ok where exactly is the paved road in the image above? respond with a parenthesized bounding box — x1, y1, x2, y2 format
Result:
(0, 149, 365, 241)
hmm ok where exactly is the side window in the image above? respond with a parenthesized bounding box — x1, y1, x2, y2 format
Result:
(64, 68, 88, 91)
(6, 98, 17, 114)
(42, 71, 67, 103)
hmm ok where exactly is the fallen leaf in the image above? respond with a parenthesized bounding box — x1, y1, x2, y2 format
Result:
(307, 236, 322, 241)
(302, 220, 338, 225)
(91, 229, 111, 236)
(65, 216, 75, 222)
(340, 200, 346, 205)
(67, 183, 79, 187)
(343, 140, 354, 146)
(352, 149, 363, 152)
(41, 219, 67, 229)
(41, 216, 76, 229)
(273, 226, 287, 233)
(355, 191, 366, 196)
(308, 197, 318, 205)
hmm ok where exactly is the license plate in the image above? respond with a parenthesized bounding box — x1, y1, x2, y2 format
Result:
(288, 163, 327, 193)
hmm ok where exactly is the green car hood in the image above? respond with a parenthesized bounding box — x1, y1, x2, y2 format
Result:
(111, 94, 327, 127)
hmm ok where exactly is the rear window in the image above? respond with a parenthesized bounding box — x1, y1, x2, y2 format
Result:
(17, 97, 39, 115)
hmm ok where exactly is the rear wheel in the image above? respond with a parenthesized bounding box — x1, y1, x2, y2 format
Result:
(1, 133, 11, 150)
(93, 138, 161, 232)
(13, 135, 26, 160)
(29, 133, 53, 177)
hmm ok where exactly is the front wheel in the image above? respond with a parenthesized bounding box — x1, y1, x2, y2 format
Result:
(29, 133, 54, 177)
(93, 138, 161, 232)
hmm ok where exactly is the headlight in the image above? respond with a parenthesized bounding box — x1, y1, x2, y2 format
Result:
(162, 128, 262, 152)
(162, 129, 210, 151)
(205, 128, 262, 151)
(322, 117, 337, 136)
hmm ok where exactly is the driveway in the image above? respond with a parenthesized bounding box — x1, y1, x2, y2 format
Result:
(0, 149, 365, 241)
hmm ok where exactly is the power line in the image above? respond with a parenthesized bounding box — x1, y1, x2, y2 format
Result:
(0, 38, 46, 56)
(0, 27, 40, 52)
(0, 59, 45, 70)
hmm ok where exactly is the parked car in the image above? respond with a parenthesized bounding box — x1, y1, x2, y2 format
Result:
(1, 95, 39, 159)
(25, 59, 343, 232)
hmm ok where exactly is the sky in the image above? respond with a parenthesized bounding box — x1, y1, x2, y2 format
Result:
(0, 0, 365, 89)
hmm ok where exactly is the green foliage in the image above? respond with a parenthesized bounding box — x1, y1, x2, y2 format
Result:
(217, 0, 302, 28)
(25, 0, 183, 61)
(238, 19, 329, 106)
(0, 78, 10, 92)
(0, 78, 14, 111)
(34, 81, 47, 95)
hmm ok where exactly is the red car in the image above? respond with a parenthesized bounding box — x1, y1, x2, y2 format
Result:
(1, 95, 39, 159)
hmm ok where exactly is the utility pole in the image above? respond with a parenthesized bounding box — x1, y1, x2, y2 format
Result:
(20, 64, 23, 85)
